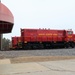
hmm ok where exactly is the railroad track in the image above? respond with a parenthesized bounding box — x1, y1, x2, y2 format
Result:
(0, 48, 75, 59)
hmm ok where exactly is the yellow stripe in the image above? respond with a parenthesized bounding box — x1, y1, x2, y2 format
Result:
(68, 36, 72, 38)
(39, 34, 58, 36)
(53, 34, 57, 36)
(46, 34, 52, 35)
(39, 34, 45, 35)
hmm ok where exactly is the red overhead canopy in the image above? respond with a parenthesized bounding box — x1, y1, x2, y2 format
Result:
(0, 2, 14, 33)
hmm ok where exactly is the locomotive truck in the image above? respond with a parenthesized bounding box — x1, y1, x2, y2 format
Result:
(11, 28, 75, 50)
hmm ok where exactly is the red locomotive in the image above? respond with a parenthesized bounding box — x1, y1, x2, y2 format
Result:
(11, 28, 75, 49)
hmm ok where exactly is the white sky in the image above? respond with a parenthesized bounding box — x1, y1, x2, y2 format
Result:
(2, 0, 75, 40)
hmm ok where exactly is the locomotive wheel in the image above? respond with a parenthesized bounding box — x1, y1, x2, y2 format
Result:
(65, 43, 69, 48)
(71, 43, 75, 48)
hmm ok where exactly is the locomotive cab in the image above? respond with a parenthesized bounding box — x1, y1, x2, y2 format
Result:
(65, 30, 73, 42)
(64, 30, 74, 48)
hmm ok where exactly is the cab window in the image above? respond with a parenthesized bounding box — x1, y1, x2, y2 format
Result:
(67, 31, 73, 35)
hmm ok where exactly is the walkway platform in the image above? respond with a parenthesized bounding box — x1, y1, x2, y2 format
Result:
(0, 59, 75, 75)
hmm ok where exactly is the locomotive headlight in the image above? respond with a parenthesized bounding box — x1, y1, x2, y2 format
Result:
(24, 41, 27, 43)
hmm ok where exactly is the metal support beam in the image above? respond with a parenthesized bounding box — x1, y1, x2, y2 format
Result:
(0, 34, 3, 50)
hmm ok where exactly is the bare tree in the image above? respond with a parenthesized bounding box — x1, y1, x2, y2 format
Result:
(2, 38, 11, 50)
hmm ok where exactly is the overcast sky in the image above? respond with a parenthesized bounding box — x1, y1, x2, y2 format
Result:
(2, 0, 75, 40)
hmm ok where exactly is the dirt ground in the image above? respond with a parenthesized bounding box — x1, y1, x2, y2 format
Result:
(10, 56, 75, 63)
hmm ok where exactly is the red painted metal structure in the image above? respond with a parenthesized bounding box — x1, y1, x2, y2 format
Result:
(0, 2, 14, 33)
(73, 34, 75, 42)
(11, 28, 75, 49)
(21, 29, 73, 42)
(12, 37, 22, 49)
(11, 29, 75, 49)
